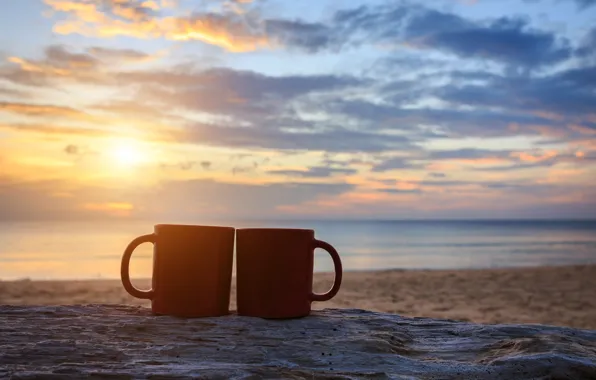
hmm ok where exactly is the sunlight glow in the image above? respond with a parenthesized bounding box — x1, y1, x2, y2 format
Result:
(109, 139, 147, 166)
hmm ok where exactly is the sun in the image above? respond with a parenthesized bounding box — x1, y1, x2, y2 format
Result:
(109, 139, 146, 166)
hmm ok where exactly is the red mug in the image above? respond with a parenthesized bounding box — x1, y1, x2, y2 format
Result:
(235, 228, 342, 318)
(121, 224, 235, 317)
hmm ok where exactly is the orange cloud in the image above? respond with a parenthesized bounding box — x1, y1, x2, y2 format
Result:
(87, 46, 165, 64)
(0, 102, 92, 120)
(569, 124, 596, 135)
(279, 189, 419, 213)
(0, 122, 105, 137)
(45, 0, 105, 22)
(469, 158, 503, 164)
(8, 57, 72, 76)
(45, 0, 162, 38)
(510, 150, 557, 162)
(54, 17, 162, 39)
(161, 15, 271, 52)
(4, 46, 163, 90)
(44, 0, 272, 52)
(3, 46, 109, 86)
(532, 110, 564, 121)
(141, 1, 160, 10)
(394, 181, 419, 190)
(425, 162, 457, 171)
(82, 202, 134, 217)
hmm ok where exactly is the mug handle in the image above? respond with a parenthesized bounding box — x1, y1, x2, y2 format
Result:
(311, 239, 343, 302)
(121, 234, 155, 300)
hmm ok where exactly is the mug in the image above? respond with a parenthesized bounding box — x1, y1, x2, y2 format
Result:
(235, 228, 342, 318)
(121, 224, 235, 317)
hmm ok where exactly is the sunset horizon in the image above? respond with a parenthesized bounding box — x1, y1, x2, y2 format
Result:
(1, 2, 595, 374)
(1, 0, 596, 222)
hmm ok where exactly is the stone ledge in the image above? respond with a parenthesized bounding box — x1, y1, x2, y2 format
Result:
(0, 305, 595, 379)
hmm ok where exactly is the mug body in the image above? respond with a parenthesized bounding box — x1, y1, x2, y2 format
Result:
(151, 224, 235, 317)
(236, 228, 315, 318)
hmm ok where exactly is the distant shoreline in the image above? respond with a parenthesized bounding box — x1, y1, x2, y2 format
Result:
(2, 262, 594, 282)
(2, 220, 595, 281)
(1, 264, 595, 330)
(1, 218, 596, 224)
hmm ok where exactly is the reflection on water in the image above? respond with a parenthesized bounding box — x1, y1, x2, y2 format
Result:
(0, 220, 595, 280)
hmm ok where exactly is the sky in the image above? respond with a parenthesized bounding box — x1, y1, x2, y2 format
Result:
(0, 0, 595, 221)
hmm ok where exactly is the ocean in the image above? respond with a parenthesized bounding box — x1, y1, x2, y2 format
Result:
(1, 220, 595, 280)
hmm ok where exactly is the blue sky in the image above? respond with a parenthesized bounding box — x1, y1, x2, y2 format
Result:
(0, 0, 595, 221)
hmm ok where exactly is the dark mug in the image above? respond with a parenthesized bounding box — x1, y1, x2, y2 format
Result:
(121, 224, 235, 317)
(235, 228, 342, 318)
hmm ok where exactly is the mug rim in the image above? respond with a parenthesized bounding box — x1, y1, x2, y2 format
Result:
(155, 223, 235, 231)
(236, 227, 314, 233)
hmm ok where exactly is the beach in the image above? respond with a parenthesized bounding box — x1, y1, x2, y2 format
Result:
(1, 264, 595, 330)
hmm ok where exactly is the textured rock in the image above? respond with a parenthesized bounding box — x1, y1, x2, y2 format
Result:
(0, 305, 595, 379)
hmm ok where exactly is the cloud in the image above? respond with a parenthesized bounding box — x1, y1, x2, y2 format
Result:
(34, 45, 99, 70)
(178, 122, 413, 153)
(428, 148, 512, 160)
(0, 101, 91, 120)
(1, 45, 104, 87)
(332, 3, 571, 68)
(378, 178, 564, 193)
(0, 44, 164, 90)
(162, 12, 271, 52)
(110, 66, 409, 153)
(573, 0, 596, 9)
(64, 144, 80, 155)
(0, 0, 594, 222)
(231, 164, 257, 175)
(90, 99, 173, 120)
(370, 149, 511, 173)
(369, 147, 588, 173)
(476, 150, 594, 171)
(332, 3, 410, 41)
(1, 3, 592, 170)
(429, 172, 446, 178)
(524, 0, 596, 9)
(378, 188, 422, 194)
(268, 166, 357, 178)
(42, 0, 577, 70)
(141, 179, 355, 220)
(44, 0, 270, 51)
(86, 46, 159, 63)
(159, 161, 197, 171)
(127, 67, 363, 104)
(0, 176, 354, 221)
(576, 27, 596, 60)
(437, 65, 596, 123)
(82, 202, 134, 217)
(0, 177, 117, 221)
(0, 60, 410, 153)
(404, 13, 571, 67)
(372, 157, 424, 172)
(324, 97, 556, 139)
(264, 19, 337, 53)
(45, 0, 163, 38)
(0, 86, 30, 99)
(2, 48, 592, 158)
(315, 61, 594, 145)
(0, 122, 106, 137)
(48, 44, 97, 66)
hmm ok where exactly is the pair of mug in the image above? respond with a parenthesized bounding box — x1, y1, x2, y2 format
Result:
(121, 224, 343, 319)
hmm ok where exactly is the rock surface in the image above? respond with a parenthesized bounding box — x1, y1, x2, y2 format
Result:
(0, 305, 595, 379)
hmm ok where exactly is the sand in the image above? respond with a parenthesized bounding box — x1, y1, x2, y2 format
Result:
(1, 264, 595, 330)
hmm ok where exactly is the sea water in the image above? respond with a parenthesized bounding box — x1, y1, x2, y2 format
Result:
(0, 219, 595, 280)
